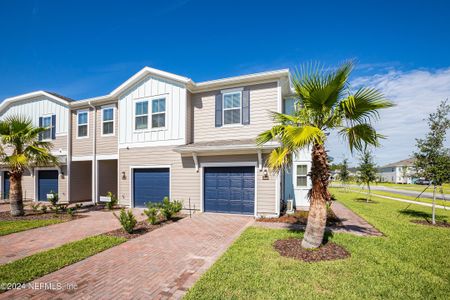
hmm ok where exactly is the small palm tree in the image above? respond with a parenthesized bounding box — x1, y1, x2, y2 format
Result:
(0, 115, 58, 216)
(257, 61, 393, 249)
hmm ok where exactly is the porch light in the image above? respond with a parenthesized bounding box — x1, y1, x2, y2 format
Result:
(262, 169, 269, 180)
(121, 171, 126, 180)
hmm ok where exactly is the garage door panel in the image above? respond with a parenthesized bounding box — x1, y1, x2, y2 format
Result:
(38, 170, 58, 201)
(133, 168, 169, 208)
(204, 166, 255, 215)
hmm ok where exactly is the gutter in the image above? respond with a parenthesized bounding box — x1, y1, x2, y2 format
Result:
(88, 101, 97, 204)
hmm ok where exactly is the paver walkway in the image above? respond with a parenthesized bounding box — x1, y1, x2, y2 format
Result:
(0, 208, 146, 265)
(255, 201, 382, 236)
(1, 213, 253, 299)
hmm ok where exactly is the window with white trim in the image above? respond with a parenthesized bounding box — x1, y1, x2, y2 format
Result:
(296, 164, 308, 187)
(223, 92, 241, 125)
(151, 98, 166, 128)
(102, 107, 114, 135)
(135, 101, 148, 130)
(77, 111, 88, 138)
(41, 116, 52, 140)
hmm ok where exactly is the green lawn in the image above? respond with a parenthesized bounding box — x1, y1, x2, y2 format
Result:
(0, 219, 65, 236)
(185, 189, 450, 299)
(333, 181, 450, 194)
(0, 235, 126, 291)
(344, 187, 449, 207)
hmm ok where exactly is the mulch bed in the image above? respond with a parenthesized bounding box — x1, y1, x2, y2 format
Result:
(257, 209, 342, 226)
(0, 210, 85, 221)
(411, 220, 450, 228)
(274, 238, 350, 262)
(104, 215, 186, 240)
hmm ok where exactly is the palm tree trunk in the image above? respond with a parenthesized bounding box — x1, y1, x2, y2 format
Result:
(9, 172, 24, 217)
(301, 143, 330, 249)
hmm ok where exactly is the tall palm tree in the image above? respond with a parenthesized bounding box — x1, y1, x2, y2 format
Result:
(0, 115, 58, 216)
(257, 61, 393, 249)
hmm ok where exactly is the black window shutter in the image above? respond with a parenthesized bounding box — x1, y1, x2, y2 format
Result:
(215, 94, 223, 127)
(51, 115, 56, 140)
(38, 117, 43, 141)
(242, 89, 250, 125)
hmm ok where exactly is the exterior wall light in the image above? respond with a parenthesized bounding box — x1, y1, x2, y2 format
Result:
(262, 169, 269, 180)
(121, 171, 126, 180)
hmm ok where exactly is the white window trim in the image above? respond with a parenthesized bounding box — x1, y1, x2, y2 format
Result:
(40, 114, 53, 141)
(222, 91, 242, 127)
(294, 163, 310, 189)
(101, 105, 115, 136)
(76, 110, 89, 139)
(133, 96, 168, 133)
(151, 97, 167, 130)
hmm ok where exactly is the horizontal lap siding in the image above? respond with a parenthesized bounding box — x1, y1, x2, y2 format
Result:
(96, 105, 118, 155)
(71, 109, 93, 157)
(51, 135, 68, 152)
(21, 170, 34, 201)
(118, 147, 199, 209)
(192, 82, 278, 142)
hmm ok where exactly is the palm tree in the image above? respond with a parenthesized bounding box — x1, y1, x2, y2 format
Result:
(257, 61, 393, 249)
(0, 115, 58, 216)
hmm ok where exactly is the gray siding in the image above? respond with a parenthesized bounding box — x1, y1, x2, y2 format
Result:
(191, 82, 278, 142)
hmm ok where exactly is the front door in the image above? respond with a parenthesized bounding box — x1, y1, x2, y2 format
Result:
(3, 171, 10, 200)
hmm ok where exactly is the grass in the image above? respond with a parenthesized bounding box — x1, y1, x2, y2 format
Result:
(345, 187, 450, 207)
(0, 235, 126, 290)
(0, 219, 65, 236)
(333, 181, 450, 194)
(185, 188, 450, 299)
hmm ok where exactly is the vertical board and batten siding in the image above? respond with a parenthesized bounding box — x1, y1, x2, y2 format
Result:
(96, 104, 118, 155)
(191, 82, 278, 142)
(186, 91, 193, 144)
(0, 96, 69, 150)
(71, 109, 94, 157)
(118, 75, 187, 146)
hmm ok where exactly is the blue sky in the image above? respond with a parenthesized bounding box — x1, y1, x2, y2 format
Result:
(1, 0, 450, 165)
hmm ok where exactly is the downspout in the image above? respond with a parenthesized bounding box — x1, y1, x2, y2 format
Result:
(88, 101, 97, 204)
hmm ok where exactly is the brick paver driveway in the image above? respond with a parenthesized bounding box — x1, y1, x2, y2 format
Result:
(1, 213, 253, 299)
(0, 208, 146, 265)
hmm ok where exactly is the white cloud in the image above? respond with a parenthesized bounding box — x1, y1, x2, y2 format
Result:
(327, 67, 450, 166)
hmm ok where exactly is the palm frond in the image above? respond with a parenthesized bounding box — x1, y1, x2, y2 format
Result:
(266, 147, 292, 172)
(282, 125, 325, 149)
(256, 125, 286, 145)
(339, 123, 385, 152)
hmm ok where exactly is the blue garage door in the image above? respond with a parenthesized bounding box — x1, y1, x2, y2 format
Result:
(38, 170, 58, 201)
(133, 168, 170, 208)
(204, 167, 255, 215)
(3, 172, 10, 199)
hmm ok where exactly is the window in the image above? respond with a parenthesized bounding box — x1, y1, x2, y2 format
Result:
(102, 107, 114, 135)
(135, 101, 148, 130)
(296, 164, 308, 187)
(41, 116, 52, 140)
(223, 92, 241, 125)
(77, 111, 88, 138)
(151, 98, 165, 128)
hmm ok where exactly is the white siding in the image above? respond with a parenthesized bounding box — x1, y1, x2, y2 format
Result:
(0, 96, 69, 135)
(118, 75, 187, 147)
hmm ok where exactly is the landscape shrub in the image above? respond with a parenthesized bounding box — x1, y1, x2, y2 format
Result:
(144, 197, 183, 224)
(114, 209, 137, 233)
(105, 192, 118, 210)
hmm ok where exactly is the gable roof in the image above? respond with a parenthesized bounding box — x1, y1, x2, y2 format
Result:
(382, 158, 415, 168)
(0, 90, 73, 114)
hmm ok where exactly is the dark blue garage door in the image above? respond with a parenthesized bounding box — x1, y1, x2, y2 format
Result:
(38, 170, 58, 201)
(133, 168, 170, 208)
(204, 167, 255, 215)
(3, 172, 10, 199)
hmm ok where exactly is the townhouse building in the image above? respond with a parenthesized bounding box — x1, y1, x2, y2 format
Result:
(0, 67, 312, 216)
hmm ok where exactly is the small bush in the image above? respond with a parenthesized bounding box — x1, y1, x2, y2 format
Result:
(67, 207, 75, 217)
(144, 207, 159, 225)
(30, 203, 41, 212)
(48, 191, 59, 207)
(41, 205, 47, 214)
(145, 197, 183, 222)
(114, 209, 137, 234)
(105, 192, 118, 210)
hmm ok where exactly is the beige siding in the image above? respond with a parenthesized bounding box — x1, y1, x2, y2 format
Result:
(58, 166, 69, 203)
(98, 160, 118, 197)
(119, 149, 278, 215)
(118, 147, 199, 209)
(21, 170, 34, 201)
(186, 91, 193, 144)
(71, 109, 94, 157)
(191, 82, 278, 142)
(51, 135, 68, 152)
(70, 161, 92, 202)
(96, 105, 118, 155)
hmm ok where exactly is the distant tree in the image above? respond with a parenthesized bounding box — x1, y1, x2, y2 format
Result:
(357, 150, 377, 202)
(413, 100, 450, 224)
(339, 159, 350, 187)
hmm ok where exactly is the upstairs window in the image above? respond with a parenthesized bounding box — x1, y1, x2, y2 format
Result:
(296, 164, 308, 187)
(102, 107, 114, 135)
(135, 101, 148, 130)
(41, 116, 52, 140)
(151, 98, 166, 128)
(77, 110, 89, 138)
(223, 92, 241, 125)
